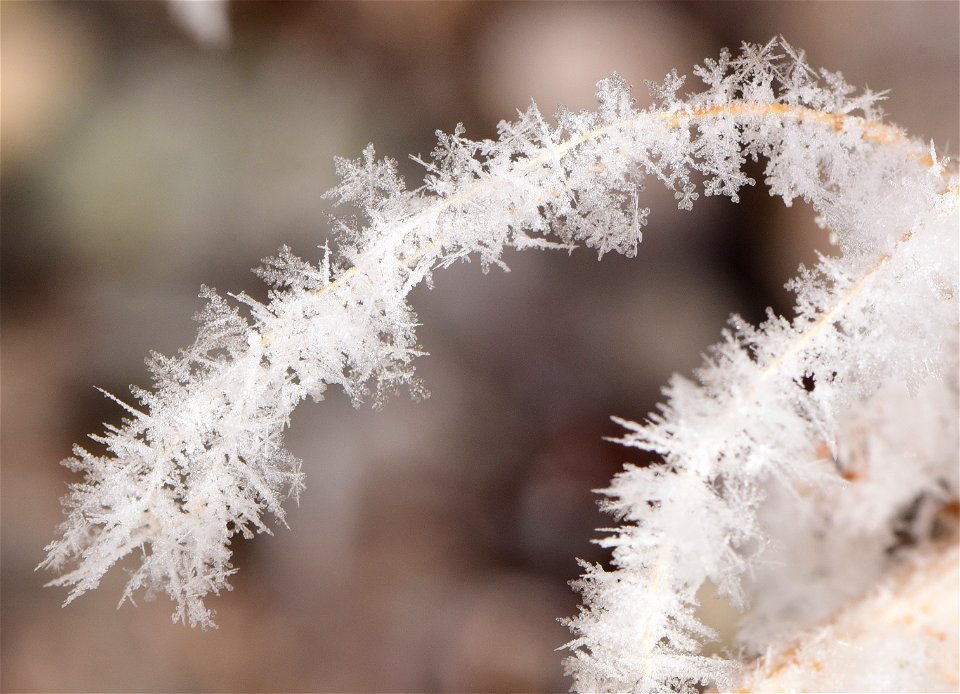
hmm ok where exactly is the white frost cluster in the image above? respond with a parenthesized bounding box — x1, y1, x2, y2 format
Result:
(739, 541, 959, 693)
(560, 41, 958, 693)
(42, 38, 957, 691)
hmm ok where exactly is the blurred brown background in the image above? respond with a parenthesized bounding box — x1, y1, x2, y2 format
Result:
(2, 2, 957, 692)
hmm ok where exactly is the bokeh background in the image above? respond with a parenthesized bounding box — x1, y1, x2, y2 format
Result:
(2, 2, 957, 691)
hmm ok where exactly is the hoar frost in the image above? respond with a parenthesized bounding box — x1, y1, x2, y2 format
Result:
(42, 37, 958, 693)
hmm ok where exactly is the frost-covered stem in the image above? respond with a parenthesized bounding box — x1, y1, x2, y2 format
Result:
(637, 558, 665, 686)
(733, 538, 959, 693)
(757, 229, 919, 386)
(42, 40, 957, 694)
(268, 103, 939, 319)
(557, 45, 957, 693)
(569, 181, 957, 689)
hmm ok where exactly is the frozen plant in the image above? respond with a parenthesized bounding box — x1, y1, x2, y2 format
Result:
(41, 38, 958, 691)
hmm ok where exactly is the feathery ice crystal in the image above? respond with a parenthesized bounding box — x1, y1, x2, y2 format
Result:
(42, 38, 958, 691)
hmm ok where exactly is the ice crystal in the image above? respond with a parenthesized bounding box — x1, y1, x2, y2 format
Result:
(42, 38, 957, 694)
